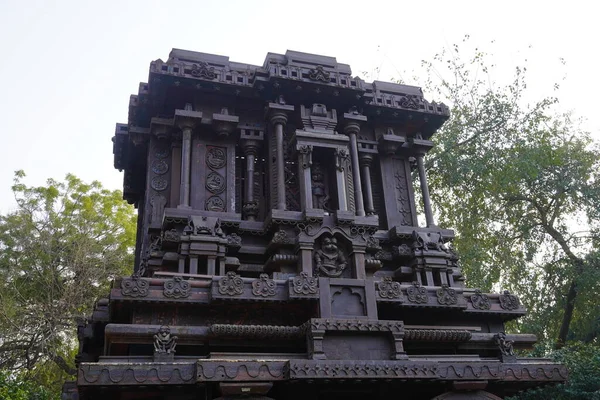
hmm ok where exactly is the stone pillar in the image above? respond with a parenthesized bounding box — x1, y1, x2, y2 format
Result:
(359, 153, 375, 215)
(271, 112, 288, 210)
(267, 100, 293, 211)
(334, 148, 349, 211)
(189, 255, 199, 275)
(242, 140, 260, 221)
(416, 154, 435, 227)
(344, 123, 365, 216)
(174, 106, 202, 209)
(297, 145, 313, 210)
(178, 124, 193, 208)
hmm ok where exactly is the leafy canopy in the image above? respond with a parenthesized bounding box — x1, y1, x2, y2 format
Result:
(0, 171, 136, 387)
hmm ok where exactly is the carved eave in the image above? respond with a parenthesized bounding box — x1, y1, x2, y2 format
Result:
(77, 359, 567, 386)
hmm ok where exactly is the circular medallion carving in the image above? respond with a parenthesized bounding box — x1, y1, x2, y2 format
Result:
(205, 196, 225, 212)
(206, 147, 226, 170)
(155, 147, 169, 159)
(206, 171, 226, 194)
(151, 177, 168, 191)
(151, 160, 169, 175)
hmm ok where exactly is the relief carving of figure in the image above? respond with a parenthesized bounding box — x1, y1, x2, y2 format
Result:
(314, 236, 347, 278)
(154, 325, 177, 354)
(311, 164, 330, 211)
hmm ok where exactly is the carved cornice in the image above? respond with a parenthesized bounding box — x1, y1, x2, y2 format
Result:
(307, 318, 404, 333)
(287, 360, 567, 382)
(78, 362, 196, 385)
(210, 324, 303, 339)
(197, 361, 287, 381)
(404, 329, 472, 342)
(78, 358, 566, 385)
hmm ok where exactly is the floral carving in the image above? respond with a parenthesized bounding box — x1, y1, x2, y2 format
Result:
(398, 95, 420, 110)
(163, 229, 180, 242)
(377, 277, 403, 300)
(218, 271, 244, 296)
(308, 65, 331, 82)
(251, 274, 277, 297)
(205, 196, 226, 212)
(206, 147, 227, 170)
(206, 171, 226, 194)
(121, 275, 149, 297)
(499, 290, 520, 310)
(151, 177, 168, 191)
(366, 236, 381, 250)
(271, 230, 290, 245)
(406, 281, 428, 304)
(154, 147, 169, 159)
(292, 272, 318, 295)
(226, 233, 242, 247)
(471, 289, 491, 310)
(151, 160, 169, 175)
(163, 276, 191, 299)
(190, 61, 217, 80)
(437, 284, 457, 305)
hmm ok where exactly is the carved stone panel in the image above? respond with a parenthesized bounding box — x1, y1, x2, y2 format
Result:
(323, 333, 393, 360)
(205, 146, 227, 212)
(392, 158, 413, 226)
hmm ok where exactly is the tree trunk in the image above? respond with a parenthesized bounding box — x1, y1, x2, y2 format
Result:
(556, 279, 577, 349)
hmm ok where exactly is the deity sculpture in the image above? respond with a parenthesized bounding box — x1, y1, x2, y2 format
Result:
(311, 164, 330, 211)
(154, 325, 178, 354)
(314, 236, 347, 277)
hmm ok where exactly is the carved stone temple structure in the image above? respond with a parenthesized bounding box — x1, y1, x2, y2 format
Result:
(63, 49, 567, 400)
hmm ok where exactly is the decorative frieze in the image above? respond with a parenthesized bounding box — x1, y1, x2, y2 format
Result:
(499, 290, 521, 310)
(291, 272, 318, 295)
(163, 276, 191, 299)
(251, 274, 277, 297)
(406, 281, 428, 304)
(377, 277, 403, 300)
(210, 324, 303, 339)
(404, 329, 472, 342)
(121, 275, 149, 298)
(470, 289, 491, 310)
(437, 284, 458, 305)
(218, 272, 244, 296)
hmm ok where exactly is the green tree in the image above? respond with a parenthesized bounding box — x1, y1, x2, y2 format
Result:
(509, 342, 600, 400)
(0, 171, 136, 391)
(0, 370, 55, 400)
(418, 38, 600, 347)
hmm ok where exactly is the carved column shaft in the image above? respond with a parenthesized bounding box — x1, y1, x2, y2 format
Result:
(360, 154, 375, 215)
(179, 126, 192, 208)
(242, 140, 259, 221)
(347, 129, 365, 216)
(298, 145, 313, 210)
(416, 155, 435, 227)
(273, 117, 287, 210)
(335, 148, 348, 211)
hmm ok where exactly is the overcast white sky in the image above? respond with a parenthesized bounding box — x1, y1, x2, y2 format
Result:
(0, 0, 597, 213)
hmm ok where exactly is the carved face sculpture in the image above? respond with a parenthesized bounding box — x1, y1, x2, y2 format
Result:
(322, 237, 338, 255)
(158, 326, 170, 340)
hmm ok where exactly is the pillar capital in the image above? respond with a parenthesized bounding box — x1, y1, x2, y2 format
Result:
(359, 152, 375, 166)
(241, 139, 261, 156)
(174, 108, 202, 131)
(267, 100, 294, 127)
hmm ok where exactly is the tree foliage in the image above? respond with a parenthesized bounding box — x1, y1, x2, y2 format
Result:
(509, 342, 600, 400)
(417, 38, 600, 347)
(0, 171, 136, 387)
(0, 370, 55, 400)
